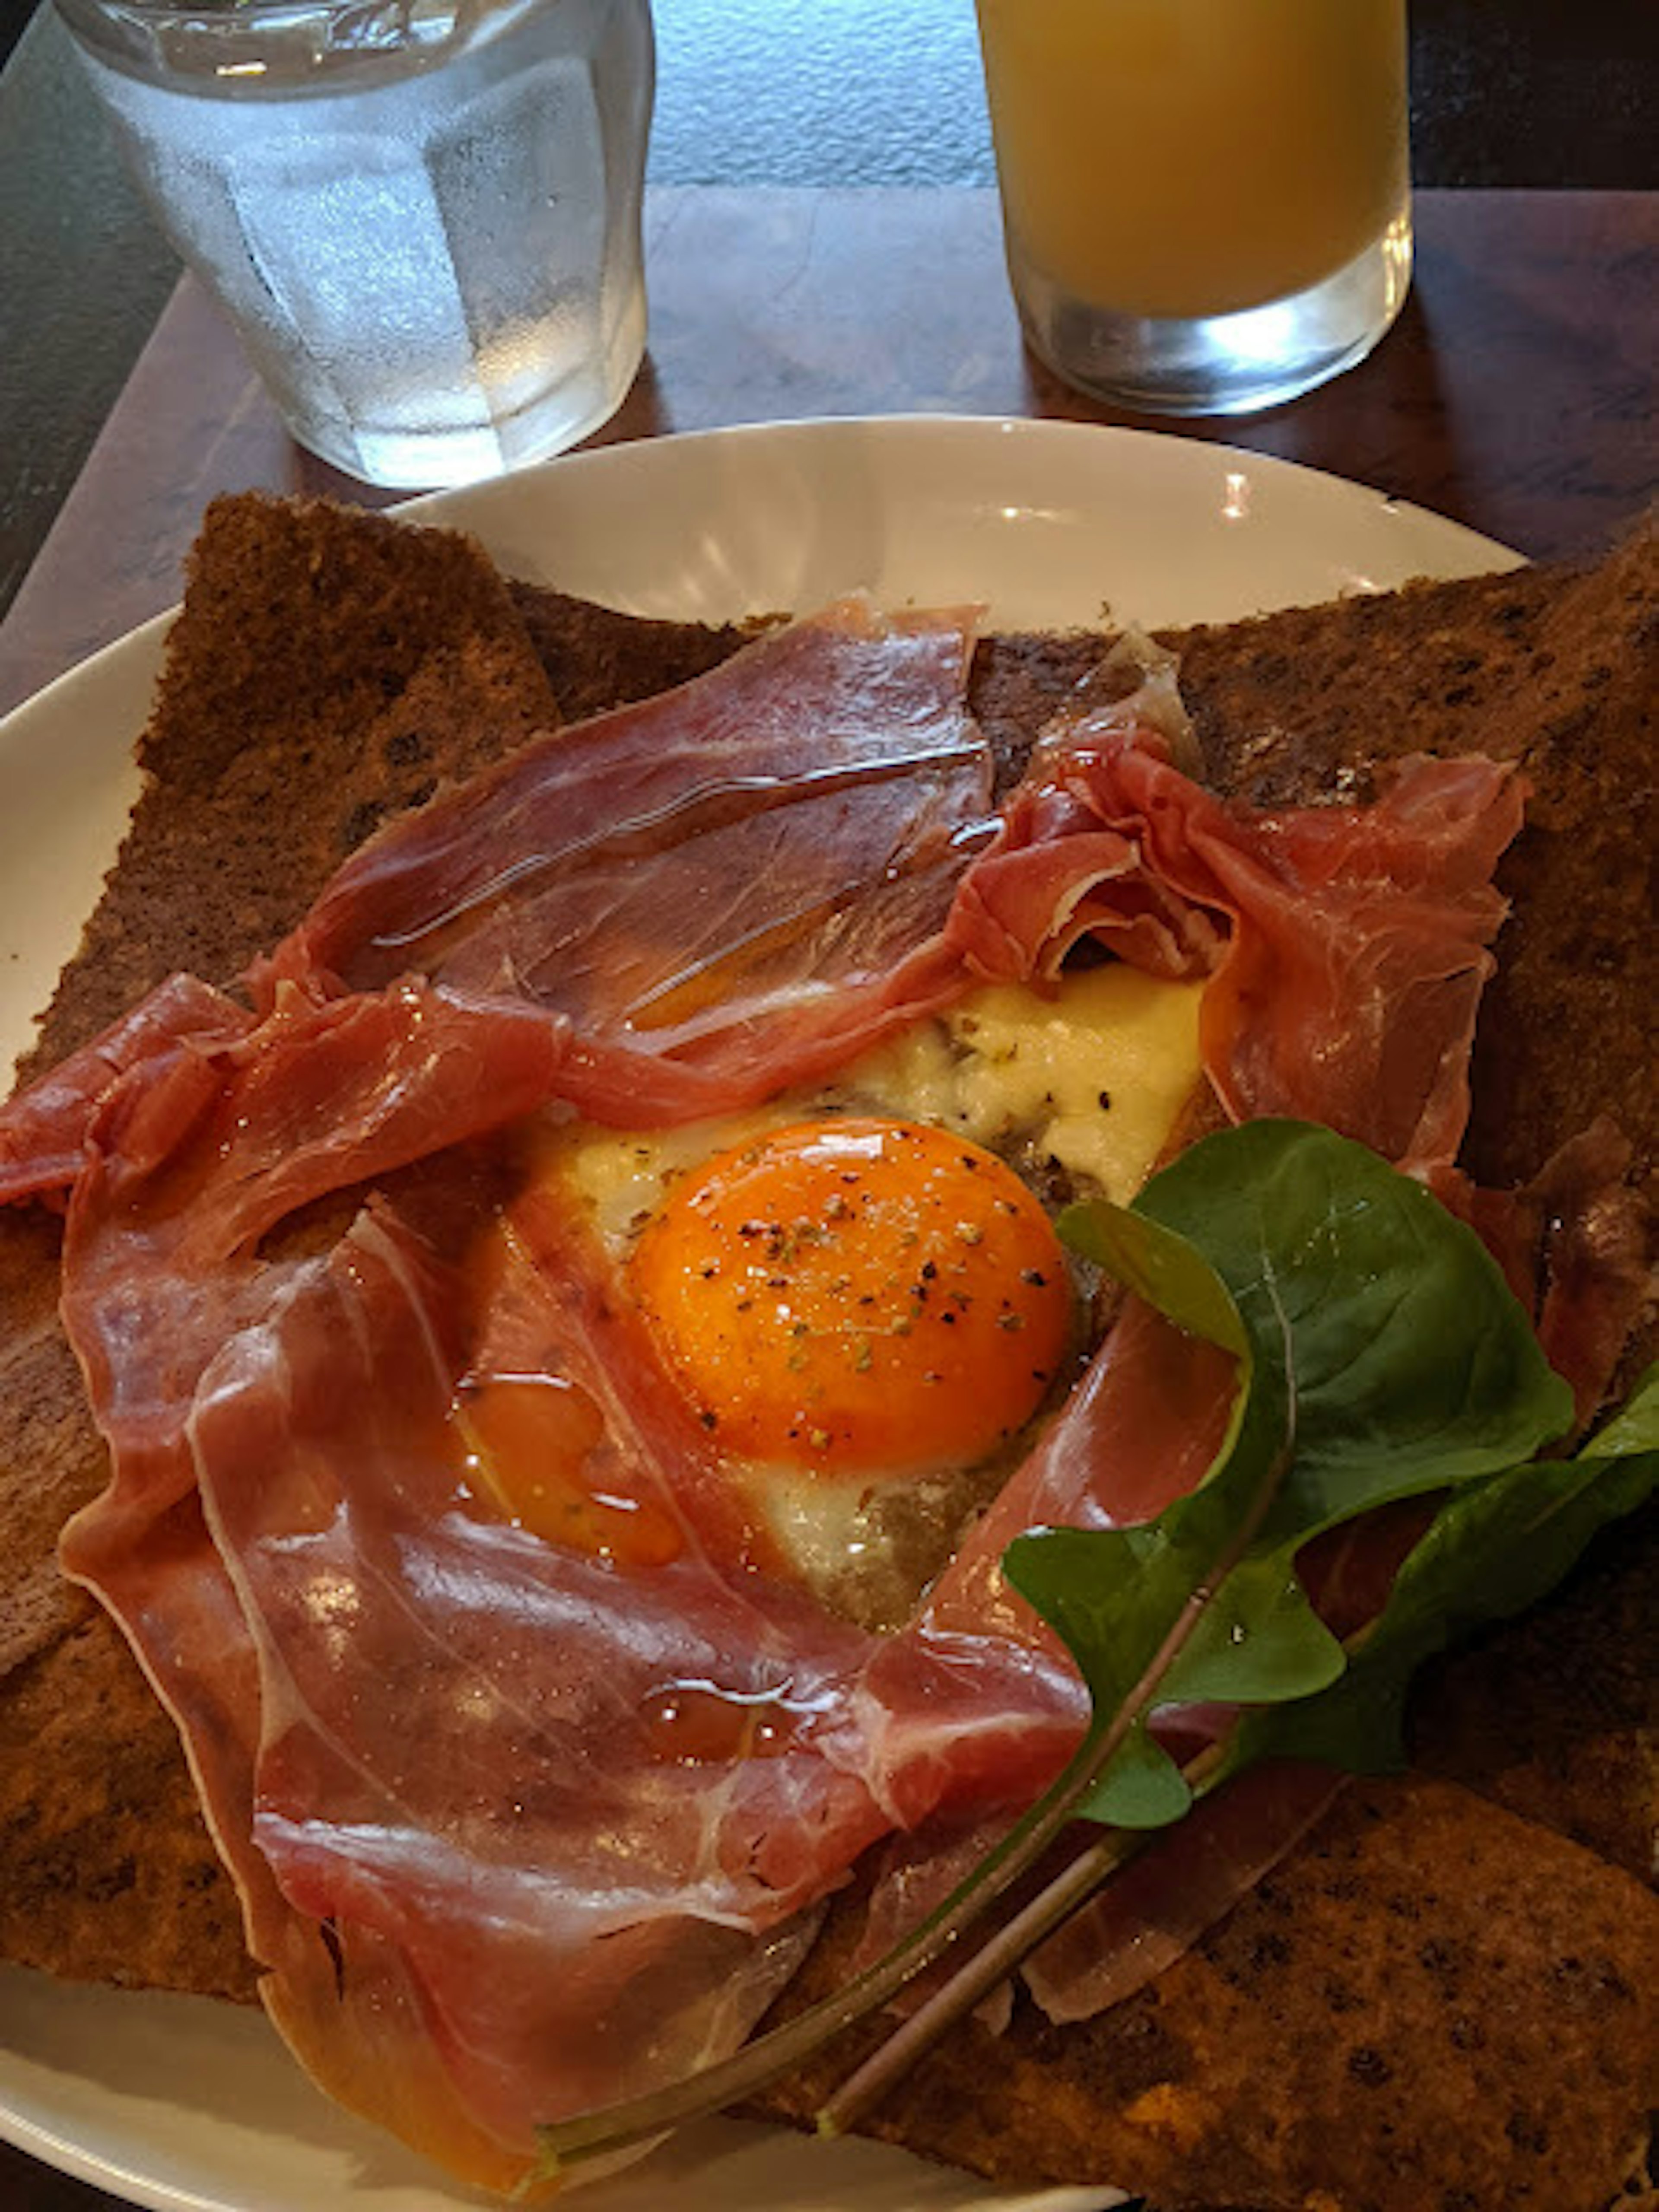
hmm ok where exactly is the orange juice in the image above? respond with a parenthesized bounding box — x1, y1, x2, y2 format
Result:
(976, 0, 1409, 322)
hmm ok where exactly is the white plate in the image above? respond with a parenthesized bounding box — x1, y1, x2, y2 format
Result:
(0, 416, 1516, 2211)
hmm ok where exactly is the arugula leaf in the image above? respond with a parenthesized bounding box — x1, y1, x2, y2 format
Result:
(1236, 1364, 1659, 1775)
(817, 1342, 1649, 2144)
(1008, 1122, 1575, 1825)
(1006, 1198, 1307, 1824)
(1117, 1120, 1576, 1527)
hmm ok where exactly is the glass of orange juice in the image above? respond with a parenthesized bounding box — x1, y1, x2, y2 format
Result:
(974, 0, 1413, 415)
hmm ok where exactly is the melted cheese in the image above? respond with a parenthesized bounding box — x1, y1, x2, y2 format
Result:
(847, 964, 1205, 1204)
(559, 965, 1206, 1260)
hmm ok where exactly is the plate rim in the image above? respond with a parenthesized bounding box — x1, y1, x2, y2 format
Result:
(399, 412, 1520, 572)
(0, 415, 1520, 746)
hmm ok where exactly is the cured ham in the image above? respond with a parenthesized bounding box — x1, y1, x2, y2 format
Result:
(949, 719, 1523, 1167)
(189, 1210, 886, 2139)
(54, 980, 887, 2176)
(1020, 1761, 1344, 2025)
(257, 597, 995, 1119)
(1428, 1121, 1653, 1435)
(6, 604, 1542, 2187)
(0, 973, 247, 1206)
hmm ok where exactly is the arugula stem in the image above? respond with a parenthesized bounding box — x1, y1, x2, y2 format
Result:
(817, 1736, 1229, 2136)
(535, 1722, 1101, 2174)
(816, 1825, 1141, 2135)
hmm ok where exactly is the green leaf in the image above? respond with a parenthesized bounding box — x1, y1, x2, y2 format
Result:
(1238, 1366, 1659, 1776)
(1585, 1362, 1659, 1456)
(1129, 1121, 1577, 1536)
(1077, 1716, 1195, 1829)
(1061, 1194, 1246, 1356)
(1010, 1122, 1576, 1831)
(1159, 1551, 1349, 1705)
(1007, 1201, 1311, 1826)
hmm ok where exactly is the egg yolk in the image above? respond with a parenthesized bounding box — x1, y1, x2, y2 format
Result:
(628, 1118, 1073, 1476)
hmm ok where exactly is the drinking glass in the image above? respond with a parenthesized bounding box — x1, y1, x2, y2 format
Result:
(55, 0, 655, 487)
(974, 0, 1412, 415)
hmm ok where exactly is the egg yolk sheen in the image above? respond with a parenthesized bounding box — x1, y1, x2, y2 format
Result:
(629, 1118, 1074, 1477)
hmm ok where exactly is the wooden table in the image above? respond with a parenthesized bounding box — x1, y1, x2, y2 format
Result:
(1, 181, 1654, 2212)
(2, 184, 1655, 722)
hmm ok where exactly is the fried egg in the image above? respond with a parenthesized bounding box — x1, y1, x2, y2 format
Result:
(465, 965, 1204, 1627)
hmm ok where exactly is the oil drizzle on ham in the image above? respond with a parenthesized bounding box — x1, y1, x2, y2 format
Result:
(257, 597, 996, 1117)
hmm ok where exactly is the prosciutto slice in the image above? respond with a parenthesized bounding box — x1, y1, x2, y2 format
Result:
(55, 983, 894, 2180)
(949, 721, 1523, 1167)
(13, 609, 1544, 2188)
(192, 1210, 887, 2144)
(1428, 1121, 1653, 1435)
(0, 973, 247, 1206)
(258, 597, 994, 1119)
(1020, 1760, 1344, 2024)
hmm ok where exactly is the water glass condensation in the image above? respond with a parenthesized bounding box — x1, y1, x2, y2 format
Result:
(56, 0, 654, 487)
(974, 0, 1413, 416)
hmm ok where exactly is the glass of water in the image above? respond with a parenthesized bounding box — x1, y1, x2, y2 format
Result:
(56, 0, 655, 487)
